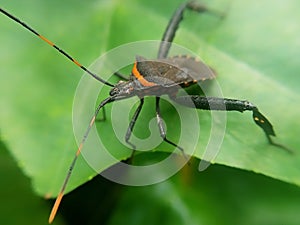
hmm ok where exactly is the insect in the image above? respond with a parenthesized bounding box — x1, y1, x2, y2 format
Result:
(0, 1, 291, 223)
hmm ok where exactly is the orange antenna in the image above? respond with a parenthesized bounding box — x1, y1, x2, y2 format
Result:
(0, 7, 117, 223)
(48, 96, 115, 223)
(0, 7, 113, 87)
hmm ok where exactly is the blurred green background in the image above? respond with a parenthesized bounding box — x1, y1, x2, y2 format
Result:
(1, 0, 300, 224)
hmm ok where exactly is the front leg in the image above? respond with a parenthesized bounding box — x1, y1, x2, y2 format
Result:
(114, 71, 129, 81)
(125, 98, 145, 150)
(172, 95, 292, 153)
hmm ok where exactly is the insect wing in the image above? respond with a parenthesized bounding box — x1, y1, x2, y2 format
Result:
(164, 55, 216, 84)
(134, 55, 215, 88)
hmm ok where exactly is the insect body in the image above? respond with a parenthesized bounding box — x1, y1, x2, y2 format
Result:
(0, 1, 290, 223)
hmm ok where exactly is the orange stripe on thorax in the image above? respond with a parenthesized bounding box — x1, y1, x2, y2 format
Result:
(132, 61, 156, 87)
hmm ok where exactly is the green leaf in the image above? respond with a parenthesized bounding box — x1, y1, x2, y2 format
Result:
(106, 158, 300, 225)
(0, 0, 299, 201)
(0, 140, 64, 225)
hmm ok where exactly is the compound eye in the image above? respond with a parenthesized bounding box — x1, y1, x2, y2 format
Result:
(109, 87, 119, 96)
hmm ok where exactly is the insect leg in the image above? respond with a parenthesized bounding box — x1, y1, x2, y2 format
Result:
(155, 97, 188, 159)
(125, 98, 145, 150)
(172, 95, 292, 153)
(113, 71, 129, 81)
(97, 71, 130, 123)
(96, 106, 107, 122)
(158, 1, 222, 58)
(96, 72, 129, 122)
